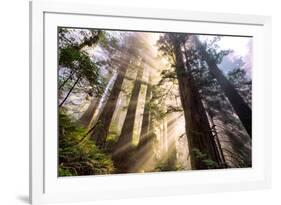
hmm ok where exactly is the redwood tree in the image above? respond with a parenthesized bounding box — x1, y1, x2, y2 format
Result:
(193, 36, 252, 138)
(158, 34, 223, 169)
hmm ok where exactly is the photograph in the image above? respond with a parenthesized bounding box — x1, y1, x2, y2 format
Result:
(58, 27, 252, 176)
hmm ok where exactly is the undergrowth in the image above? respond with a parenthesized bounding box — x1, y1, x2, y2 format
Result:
(58, 112, 115, 176)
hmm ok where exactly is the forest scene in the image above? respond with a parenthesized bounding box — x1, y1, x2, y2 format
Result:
(58, 27, 252, 176)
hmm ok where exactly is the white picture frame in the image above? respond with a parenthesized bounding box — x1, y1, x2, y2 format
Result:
(30, 0, 272, 204)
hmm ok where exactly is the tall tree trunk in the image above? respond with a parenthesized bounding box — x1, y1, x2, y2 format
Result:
(163, 117, 168, 154)
(211, 119, 227, 168)
(91, 60, 130, 148)
(205, 109, 227, 168)
(167, 114, 178, 170)
(113, 62, 145, 173)
(78, 73, 116, 128)
(193, 36, 252, 138)
(138, 76, 152, 148)
(172, 37, 222, 169)
(130, 78, 154, 172)
(78, 97, 99, 128)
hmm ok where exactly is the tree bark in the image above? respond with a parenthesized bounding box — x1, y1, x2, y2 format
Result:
(79, 73, 117, 129)
(167, 114, 177, 170)
(91, 60, 131, 148)
(138, 76, 152, 148)
(206, 110, 227, 168)
(193, 36, 252, 138)
(113, 62, 145, 173)
(131, 78, 154, 172)
(172, 37, 222, 169)
(78, 97, 99, 128)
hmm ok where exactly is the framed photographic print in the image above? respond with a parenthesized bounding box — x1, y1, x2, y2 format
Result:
(30, 0, 272, 204)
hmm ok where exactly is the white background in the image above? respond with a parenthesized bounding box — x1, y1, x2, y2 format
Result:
(0, 0, 278, 204)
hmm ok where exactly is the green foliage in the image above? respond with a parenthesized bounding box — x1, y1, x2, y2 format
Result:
(227, 68, 252, 106)
(157, 69, 177, 86)
(157, 33, 189, 65)
(155, 161, 184, 172)
(201, 159, 218, 168)
(58, 28, 119, 103)
(192, 148, 207, 159)
(59, 112, 115, 176)
(58, 166, 73, 176)
(157, 34, 177, 65)
(149, 83, 180, 120)
(78, 53, 106, 97)
(59, 47, 81, 68)
(148, 101, 166, 121)
(98, 31, 118, 50)
(165, 105, 183, 114)
(192, 148, 218, 169)
(104, 123, 120, 152)
(202, 36, 233, 64)
(59, 46, 105, 97)
(157, 35, 175, 63)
